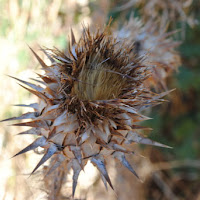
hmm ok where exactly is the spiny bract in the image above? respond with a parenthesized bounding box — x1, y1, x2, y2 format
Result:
(3, 23, 174, 197)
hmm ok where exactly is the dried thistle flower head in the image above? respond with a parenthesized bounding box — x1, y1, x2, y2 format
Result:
(3, 23, 174, 198)
(115, 17, 181, 90)
(114, 0, 196, 29)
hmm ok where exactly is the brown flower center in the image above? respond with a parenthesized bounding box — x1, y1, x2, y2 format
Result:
(73, 60, 126, 101)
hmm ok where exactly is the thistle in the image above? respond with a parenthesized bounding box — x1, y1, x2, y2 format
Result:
(116, 17, 181, 90)
(3, 23, 175, 198)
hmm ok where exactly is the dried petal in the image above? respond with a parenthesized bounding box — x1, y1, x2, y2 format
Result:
(91, 156, 114, 190)
(72, 159, 82, 197)
(13, 136, 47, 157)
(31, 143, 57, 174)
(113, 151, 139, 178)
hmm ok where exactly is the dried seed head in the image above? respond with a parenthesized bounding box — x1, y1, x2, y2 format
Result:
(4, 22, 176, 198)
(115, 17, 181, 90)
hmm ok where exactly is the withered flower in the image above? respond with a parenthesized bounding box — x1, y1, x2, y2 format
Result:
(114, 0, 195, 29)
(3, 23, 173, 197)
(115, 17, 181, 90)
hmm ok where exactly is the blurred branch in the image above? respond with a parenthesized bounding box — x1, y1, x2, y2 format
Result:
(153, 171, 179, 200)
(153, 159, 200, 171)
